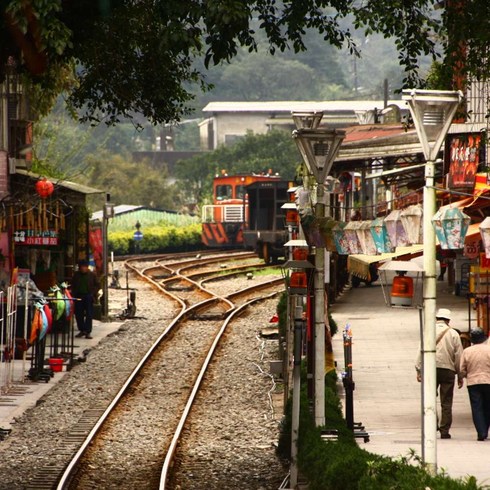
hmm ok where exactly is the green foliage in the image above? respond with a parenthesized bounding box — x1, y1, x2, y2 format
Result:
(174, 130, 300, 204)
(277, 291, 288, 340)
(328, 311, 338, 337)
(4, 0, 474, 126)
(83, 152, 182, 210)
(278, 365, 485, 490)
(109, 223, 201, 255)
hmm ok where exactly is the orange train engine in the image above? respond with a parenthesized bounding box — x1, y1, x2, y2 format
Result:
(201, 172, 282, 249)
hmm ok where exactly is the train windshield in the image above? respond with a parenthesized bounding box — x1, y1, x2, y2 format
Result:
(236, 185, 247, 200)
(216, 185, 232, 200)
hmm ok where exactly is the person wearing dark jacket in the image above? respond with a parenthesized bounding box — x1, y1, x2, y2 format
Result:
(71, 259, 100, 339)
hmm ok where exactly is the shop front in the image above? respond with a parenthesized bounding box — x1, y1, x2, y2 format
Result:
(6, 170, 101, 292)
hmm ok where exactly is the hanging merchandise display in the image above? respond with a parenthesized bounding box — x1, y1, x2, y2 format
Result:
(400, 204, 423, 245)
(344, 221, 363, 254)
(433, 207, 471, 250)
(480, 217, 490, 258)
(333, 222, 350, 255)
(370, 217, 393, 253)
(61, 282, 74, 321)
(385, 210, 410, 247)
(356, 221, 377, 255)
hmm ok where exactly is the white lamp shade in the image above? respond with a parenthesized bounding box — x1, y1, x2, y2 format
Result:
(357, 221, 377, 255)
(433, 207, 471, 250)
(370, 217, 393, 253)
(479, 217, 490, 258)
(344, 221, 362, 254)
(400, 204, 423, 244)
(332, 222, 350, 255)
(384, 210, 410, 247)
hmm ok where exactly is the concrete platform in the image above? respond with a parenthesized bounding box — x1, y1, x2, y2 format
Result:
(331, 265, 490, 485)
(0, 317, 123, 431)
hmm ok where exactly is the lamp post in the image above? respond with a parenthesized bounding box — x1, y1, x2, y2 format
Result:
(102, 194, 114, 320)
(281, 254, 312, 489)
(292, 112, 345, 427)
(402, 89, 462, 475)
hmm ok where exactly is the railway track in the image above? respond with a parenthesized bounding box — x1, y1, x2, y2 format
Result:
(26, 251, 284, 489)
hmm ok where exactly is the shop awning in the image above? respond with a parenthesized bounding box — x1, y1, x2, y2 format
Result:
(464, 222, 481, 245)
(348, 244, 424, 279)
(15, 169, 103, 195)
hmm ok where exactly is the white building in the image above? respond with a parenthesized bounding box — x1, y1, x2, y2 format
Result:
(199, 100, 409, 150)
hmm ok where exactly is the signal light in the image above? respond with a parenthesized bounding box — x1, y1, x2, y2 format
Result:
(289, 271, 308, 295)
(390, 275, 414, 306)
(293, 248, 308, 261)
(286, 209, 299, 225)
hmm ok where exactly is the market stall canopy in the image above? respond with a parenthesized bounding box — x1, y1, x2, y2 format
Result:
(348, 244, 424, 279)
(378, 260, 424, 272)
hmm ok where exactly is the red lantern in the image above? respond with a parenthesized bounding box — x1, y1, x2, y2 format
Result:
(35, 178, 54, 198)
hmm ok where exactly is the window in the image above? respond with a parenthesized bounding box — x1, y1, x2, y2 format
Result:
(216, 185, 232, 200)
(236, 185, 246, 200)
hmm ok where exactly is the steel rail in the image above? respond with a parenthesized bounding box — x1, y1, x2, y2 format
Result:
(56, 254, 281, 489)
(56, 254, 240, 488)
(159, 288, 281, 489)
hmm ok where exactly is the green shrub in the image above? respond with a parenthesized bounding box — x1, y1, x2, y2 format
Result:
(108, 223, 202, 255)
(278, 365, 485, 490)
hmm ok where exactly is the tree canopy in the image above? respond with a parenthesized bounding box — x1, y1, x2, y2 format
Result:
(3, 0, 489, 125)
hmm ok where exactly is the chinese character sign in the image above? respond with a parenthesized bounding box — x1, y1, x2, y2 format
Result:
(14, 229, 59, 246)
(447, 133, 482, 189)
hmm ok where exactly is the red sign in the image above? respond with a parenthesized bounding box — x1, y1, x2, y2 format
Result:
(480, 252, 490, 270)
(464, 240, 480, 259)
(14, 230, 59, 246)
(447, 133, 482, 189)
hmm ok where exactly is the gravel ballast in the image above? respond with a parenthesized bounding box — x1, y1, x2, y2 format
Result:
(0, 268, 286, 489)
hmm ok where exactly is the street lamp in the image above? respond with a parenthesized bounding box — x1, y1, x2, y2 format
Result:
(402, 89, 463, 475)
(292, 112, 345, 427)
(281, 254, 312, 489)
(102, 195, 114, 320)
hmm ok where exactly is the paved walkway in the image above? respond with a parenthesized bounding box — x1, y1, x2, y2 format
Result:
(0, 317, 123, 431)
(331, 266, 490, 485)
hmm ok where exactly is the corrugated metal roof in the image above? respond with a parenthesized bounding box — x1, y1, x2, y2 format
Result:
(91, 205, 143, 221)
(15, 169, 102, 195)
(203, 100, 407, 113)
(336, 126, 422, 162)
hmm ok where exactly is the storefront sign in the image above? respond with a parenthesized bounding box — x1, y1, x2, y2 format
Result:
(464, 239, 480, 259)
(480, 252, 490, 270)
(447, 133, 482, 189)
(14, 229, 59, 246)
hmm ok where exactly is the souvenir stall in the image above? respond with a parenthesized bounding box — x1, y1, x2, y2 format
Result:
(0, 171, 101, 381)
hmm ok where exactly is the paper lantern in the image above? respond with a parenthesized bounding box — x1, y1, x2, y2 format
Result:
(479, 217, 490, 258)
(400, 205, 423, 245)
(332, 222, 350, 255)
(35, 178, 54, 198)
(384, 210, 410, 247)
(357, 221, 377, 255)
(344, 221, 362, 254)
(370, 217, 393, 253)
(430, 207, 470, 250)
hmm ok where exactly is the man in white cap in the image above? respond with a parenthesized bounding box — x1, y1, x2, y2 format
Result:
(415, 308, 464, 439)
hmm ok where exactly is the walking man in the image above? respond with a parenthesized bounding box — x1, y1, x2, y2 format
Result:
(415, 308, 464, 439)
(71, 259, 100, 339)
(460, 328, 490, 441)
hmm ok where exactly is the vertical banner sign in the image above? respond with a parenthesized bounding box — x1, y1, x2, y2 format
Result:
(89, 224, 103, 272)
(447, 133, 482, 189)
